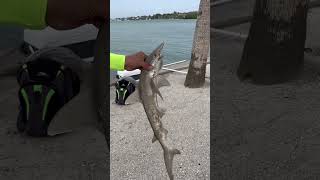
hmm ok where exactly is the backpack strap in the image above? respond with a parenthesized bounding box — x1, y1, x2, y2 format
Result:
(16, 58, 80, 136)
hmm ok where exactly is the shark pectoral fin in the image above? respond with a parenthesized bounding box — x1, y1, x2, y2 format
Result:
(157, 107, 166, 118)
(150, 79, 164, 100)
(173, 149, 181, 154)
(156, 75, 170, 88)
(152, 135, 157, 143)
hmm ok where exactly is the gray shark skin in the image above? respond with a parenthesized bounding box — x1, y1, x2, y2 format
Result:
(138, 43, 181, 180)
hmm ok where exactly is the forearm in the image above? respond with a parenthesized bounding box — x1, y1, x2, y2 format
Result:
(0, 0, 48, 29)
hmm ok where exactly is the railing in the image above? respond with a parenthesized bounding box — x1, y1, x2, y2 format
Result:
(161, 59, 210, 78)
(163, 60, 188, 67)
(211, 0, 234, 7)
(212, 0, 320, 29)
(211, 0, 320, 41)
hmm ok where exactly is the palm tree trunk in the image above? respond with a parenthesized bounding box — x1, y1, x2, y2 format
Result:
(237, 0, 309, 84)
(184, 0, 210, 88)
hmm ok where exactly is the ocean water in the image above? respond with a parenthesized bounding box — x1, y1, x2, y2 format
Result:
(111, 19, 197, 65)
(0, 21, 196, 80)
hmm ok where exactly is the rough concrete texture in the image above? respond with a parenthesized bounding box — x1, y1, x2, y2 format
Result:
(0, 51, 109, 180)
(212, 4, 320, 180)
(110, 70, 210, 179)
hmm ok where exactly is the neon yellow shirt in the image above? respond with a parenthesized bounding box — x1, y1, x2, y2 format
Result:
(0, 0, 125, 71)
(110, 53, 125, 70)
(0, 0, 47, 29)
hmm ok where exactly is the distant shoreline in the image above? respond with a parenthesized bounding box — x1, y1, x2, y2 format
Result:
(111, 11, 198, 21)
(110, 19, 196, 22)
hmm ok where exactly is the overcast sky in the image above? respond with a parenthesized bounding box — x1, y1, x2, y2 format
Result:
(110, 0, 200, 18)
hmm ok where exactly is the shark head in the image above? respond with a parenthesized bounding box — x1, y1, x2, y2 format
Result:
(145, 43, 164, 77)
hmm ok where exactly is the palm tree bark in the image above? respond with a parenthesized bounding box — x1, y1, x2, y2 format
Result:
(185, 0, 210, 88)
(237, 0, 309, 84)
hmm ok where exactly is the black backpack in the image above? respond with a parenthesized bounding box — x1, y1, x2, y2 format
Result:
(16, 58, 80, 137)
(115, 75, 139, 105)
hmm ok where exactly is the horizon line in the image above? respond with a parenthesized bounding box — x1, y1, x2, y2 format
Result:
(111, 10, 198, 19)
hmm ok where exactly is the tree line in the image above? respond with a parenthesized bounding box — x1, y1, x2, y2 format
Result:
(114, 11, 198, 21)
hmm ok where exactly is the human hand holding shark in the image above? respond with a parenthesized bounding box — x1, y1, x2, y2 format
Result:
(125, 51, 153, 71)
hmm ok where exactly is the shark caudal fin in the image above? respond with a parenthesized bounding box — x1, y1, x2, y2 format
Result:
(164, 147, 181, 180)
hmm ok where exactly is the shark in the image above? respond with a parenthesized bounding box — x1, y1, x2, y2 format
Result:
(138, 43, 181, 180)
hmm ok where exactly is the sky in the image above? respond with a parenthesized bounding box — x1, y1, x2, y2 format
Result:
(110, 0, 200, 18)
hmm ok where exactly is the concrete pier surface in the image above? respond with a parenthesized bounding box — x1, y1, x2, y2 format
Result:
(0, 50, 109, 180)
(110, 64, 210, 179)
(0, 46, 210, 179)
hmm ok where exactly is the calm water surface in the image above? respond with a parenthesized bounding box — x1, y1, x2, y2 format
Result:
(111, 19, 196, 64)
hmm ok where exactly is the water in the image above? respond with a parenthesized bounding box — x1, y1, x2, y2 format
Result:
(111, 19, 197, 65)
(1, 21, 196, 80)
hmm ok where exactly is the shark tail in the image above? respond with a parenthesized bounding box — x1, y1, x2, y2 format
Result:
(164, 147, 181, 180)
